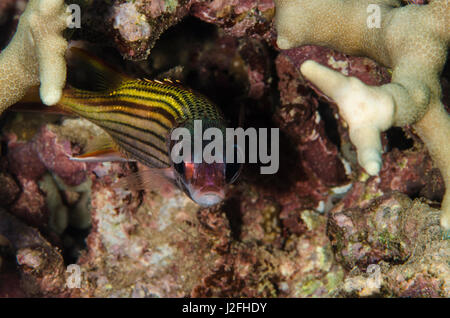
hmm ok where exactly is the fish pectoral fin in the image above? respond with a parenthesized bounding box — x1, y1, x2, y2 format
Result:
(114, 166, 176, 193)
(70, 148, 134, 163)
(83, 133, 117, 153)
(70, 133, 130, 162)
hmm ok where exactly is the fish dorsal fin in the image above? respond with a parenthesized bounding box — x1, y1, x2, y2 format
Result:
(68, 47, 132, 91)
(152, 79, 164, 85)
(143, 78, 182, 86)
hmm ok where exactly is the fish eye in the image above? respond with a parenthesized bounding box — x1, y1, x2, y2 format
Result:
(225, 162, 242, 184)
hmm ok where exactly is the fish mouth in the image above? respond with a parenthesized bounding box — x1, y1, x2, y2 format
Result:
(191, 187, 225, 207)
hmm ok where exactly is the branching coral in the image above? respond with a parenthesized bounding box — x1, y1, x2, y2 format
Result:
(0, 0, 68, 113)
(274, 0, 450, 229)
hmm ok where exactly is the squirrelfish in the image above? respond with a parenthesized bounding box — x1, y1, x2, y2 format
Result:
(49, 48, 241, 207)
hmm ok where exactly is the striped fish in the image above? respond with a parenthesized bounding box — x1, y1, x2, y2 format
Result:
(55, 48, 242, 207)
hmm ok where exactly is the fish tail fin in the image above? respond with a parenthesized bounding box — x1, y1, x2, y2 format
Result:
(9, 86, 72, 115)
(20, 85, 41, 104)
(68, 47, 131, 91)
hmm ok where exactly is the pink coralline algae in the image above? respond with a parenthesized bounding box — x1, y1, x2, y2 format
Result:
(191, 0, 275, 40)
(273, 46, 357, 225)
(78, 0, 275, 60)
(1, 123, 89, 230)
(6, 125, 88, 187)
(33, 126, 87, 187)
(332, 145, 445, 215)
(109, 0, 191, 60)
(0, 172, 19, 206)
(9, 176, 47, 229)
(7, 134, 46, 180)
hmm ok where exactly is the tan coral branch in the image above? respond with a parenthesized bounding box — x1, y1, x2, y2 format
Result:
(274, 0, 450, 229)
(0, 0, 69, 114)
(415, 101, 450, 229)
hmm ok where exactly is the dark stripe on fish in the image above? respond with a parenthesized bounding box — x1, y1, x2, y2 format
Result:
(106, 128, 171, 167)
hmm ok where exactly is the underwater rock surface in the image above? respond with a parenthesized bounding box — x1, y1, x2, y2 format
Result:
(0, 0, 449, 297)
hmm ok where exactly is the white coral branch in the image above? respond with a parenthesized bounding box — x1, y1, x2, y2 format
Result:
(300, 60, 395, 175)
